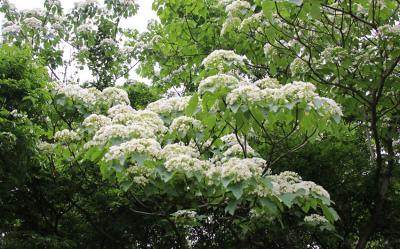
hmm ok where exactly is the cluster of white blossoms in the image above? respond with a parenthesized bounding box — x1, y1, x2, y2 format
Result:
(320, 46, 347, 65)
(201, 50, 246, 70)
(2, 24, 21, 34)
(100, 38, 117, 48)
(23, 17, 43, 29)
(313, 96, 343, 117)
(102, 87, 130, 106)
(222, 143, 256, 158)
(77, 23, 95, 34)
(269, 171, 330, 199)
(304, 214, 329, 225)
(169, 116, 203, 135)
(207, 157, 265, 183)
(82, 114, 112, 129)
(171, 210, 197, 218)
(21, 8, 46, 17)
(226, 83, 262, 105)
(89, 124, 129, 146)
(161, 143, 200, 160)
(54, 129, 80, 143)
(146, 96, 191, 115)
(104, 138, 161, 161)
(198, 74, 239, 95)
(254, 77, 280, 89)
(165, 155, 208, 173)
(56, 84, 102, 105)
(239, 12, 263, 30)
(290, 57, 309, 76)
(225, 0, 251, 16)
(74, 0, 99, 9)
(107, 104, 135, 118)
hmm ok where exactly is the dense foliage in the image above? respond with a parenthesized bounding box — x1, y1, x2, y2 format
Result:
(0, 0, 399, 248)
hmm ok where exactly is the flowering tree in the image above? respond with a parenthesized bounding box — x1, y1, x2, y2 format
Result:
(0, 0, 138, 89)
(46, 48, 343, 247)
(1, 0, 399, 248)
(135, 0, 400, 247)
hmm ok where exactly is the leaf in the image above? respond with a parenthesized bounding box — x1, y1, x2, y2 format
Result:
(121, 181, 133, 192)
(259, 198, 279, 215)
(322, 206, 339, 223)
(225, 199, 240, 215)
(227, 182, 245, 199)
(185, 93, 198, 116)
(280, 193, 297, 208)
(155, 165, 174, 182)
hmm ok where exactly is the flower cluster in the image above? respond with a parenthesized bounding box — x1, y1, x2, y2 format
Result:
(102, 87, 130, 106)
(165, 155, 208, 173)
(104, 138, 161, 161)
(83, 114, 112, 129)
(207, 157, 265, 183)
(2, 24, 21, 34)
(162, 143, 200, 160)
(198, 74, 239, 95)
(54, 129, 80, 143)
(146, 96, 191, 115)
(225, 1, 251, 17)
(169, 116, 203, 135)
(304, 214, 329, 225)
(201, 50, 246, 70)
(23, 17, 43, 29)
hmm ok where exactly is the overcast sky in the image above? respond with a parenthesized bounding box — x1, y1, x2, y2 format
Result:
(0, 0, 156, 84)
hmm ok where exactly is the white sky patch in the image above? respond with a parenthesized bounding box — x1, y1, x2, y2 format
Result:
(0, 0, 156, 85)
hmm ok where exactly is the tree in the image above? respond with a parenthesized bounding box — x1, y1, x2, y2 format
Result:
(134, 0, 400, 247)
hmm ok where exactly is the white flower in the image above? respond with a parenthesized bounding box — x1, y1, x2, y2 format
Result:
(165, 155, 208, 173)
(127, 110, 167, 134)
(198, 74, 239, 95)
(226, 83, 262, 105)
(169, 116, 203, 135)
(225, 1, 251, 16)
(313, 96, 343, 117)
(171, 210, 197, 218)
(21, 8, 46, 17)
(290, 57, 309, 76)
(91, 124, 130, 146)
(304, 214, 329, 224)
(146, 96, 191, 115)
(77, 23, 95, 33)
(23, 17, 42, 29)
(100, 38, 117, 47)
(104, 138, 161, 161)
(54, 129, 80, 143)
(107, 104, 136, 118)
(254, 77, 280, 89)
(83, 114, 112, 129)
(56, 84, 102, 106)
(202, 50, 246, 70)
(162, 143, 200, 160)
(74, 0, 99, 9)
(2, 24, 21, 34)
(240, 12, 263, 30)
(102, 87, 130, 106)
(207, 157, 265, 182)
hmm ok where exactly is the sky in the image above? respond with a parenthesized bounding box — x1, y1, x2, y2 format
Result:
(0, 0, 157, 84)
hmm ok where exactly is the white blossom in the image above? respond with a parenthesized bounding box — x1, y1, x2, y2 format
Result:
(198, 74, 239, 95)
(146, 96, 191, 115)
(54, 129, 80, 143)
(104, 138, 161, 161)
(2, 24, 21, 34)
(165, 155, 208, 173)
(169, 116, 203, 135)
(162, 143, 200, 160)
(102, 87, 130, 106)
(304, 214, 329, 224)
(23, 17, 42, 29)
(83, 114, 112, 129)
(202, 50, 246, 70)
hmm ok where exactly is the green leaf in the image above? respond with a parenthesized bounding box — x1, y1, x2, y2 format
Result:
(227, 181, 245, 199)
(225, 199, 240, 215)
(155, 165, 174, 182)
(185, 93, 198, 116)
(280, 193, 297, 208)
(121, 181, 133, 192)
(322, 206, 339, 223)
